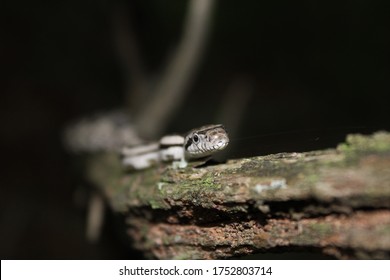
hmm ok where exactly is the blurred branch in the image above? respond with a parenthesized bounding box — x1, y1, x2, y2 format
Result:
(135, 0, 216, 138)
(63, 110, 141, 153)
(112, 2, 149, 112)
(85, 192, 105, 243)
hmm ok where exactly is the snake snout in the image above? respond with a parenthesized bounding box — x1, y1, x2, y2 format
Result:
(215, 139, 228, 150)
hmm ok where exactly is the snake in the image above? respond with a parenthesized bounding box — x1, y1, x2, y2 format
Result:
(121, 124, 229, 170)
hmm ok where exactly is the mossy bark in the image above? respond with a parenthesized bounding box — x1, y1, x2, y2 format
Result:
(87, 132, 390, 259)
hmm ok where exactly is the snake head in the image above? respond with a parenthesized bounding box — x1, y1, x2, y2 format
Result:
(184, 124, 229, 159)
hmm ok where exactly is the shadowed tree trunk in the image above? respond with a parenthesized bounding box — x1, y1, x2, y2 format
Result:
(86, 132, 390, 259)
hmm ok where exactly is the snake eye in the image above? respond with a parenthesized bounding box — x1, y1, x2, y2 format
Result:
(193, 134, 199, 143)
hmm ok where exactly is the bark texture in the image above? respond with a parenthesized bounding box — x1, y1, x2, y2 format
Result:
(87, 132, 390, 259)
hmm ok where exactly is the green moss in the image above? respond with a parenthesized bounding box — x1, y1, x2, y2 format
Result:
(374, 224, 390, 237)
(190, 174, 222, 191)
(147, 170, 225, 209)
(149, 198, 169, 209)
(337, 131, 390, 160)
(309, 223, 333, 236)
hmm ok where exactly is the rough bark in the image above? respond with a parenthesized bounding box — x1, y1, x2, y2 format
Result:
(86, 131, 390, 259)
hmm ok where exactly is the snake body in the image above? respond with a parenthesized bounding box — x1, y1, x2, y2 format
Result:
(121, 124, 229, 170)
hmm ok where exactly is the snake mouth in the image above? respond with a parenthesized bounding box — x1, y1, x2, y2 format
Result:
(214, 140, 229, 150)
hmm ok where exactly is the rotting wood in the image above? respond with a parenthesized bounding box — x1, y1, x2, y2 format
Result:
(86, 131, 390, 259)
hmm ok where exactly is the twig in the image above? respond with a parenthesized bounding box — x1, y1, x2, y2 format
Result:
(135, 0, 216, 138)
(85, 192, 105, 243)
(112, 2, 149, 112)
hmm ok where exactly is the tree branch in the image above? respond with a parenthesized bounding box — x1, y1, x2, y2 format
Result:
(112, 3, 149, 112)
(135, 0, 216, 138)
(87, 131, 390, 259)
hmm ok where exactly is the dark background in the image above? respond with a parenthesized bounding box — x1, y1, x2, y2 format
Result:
(1, 0, 389, 259)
